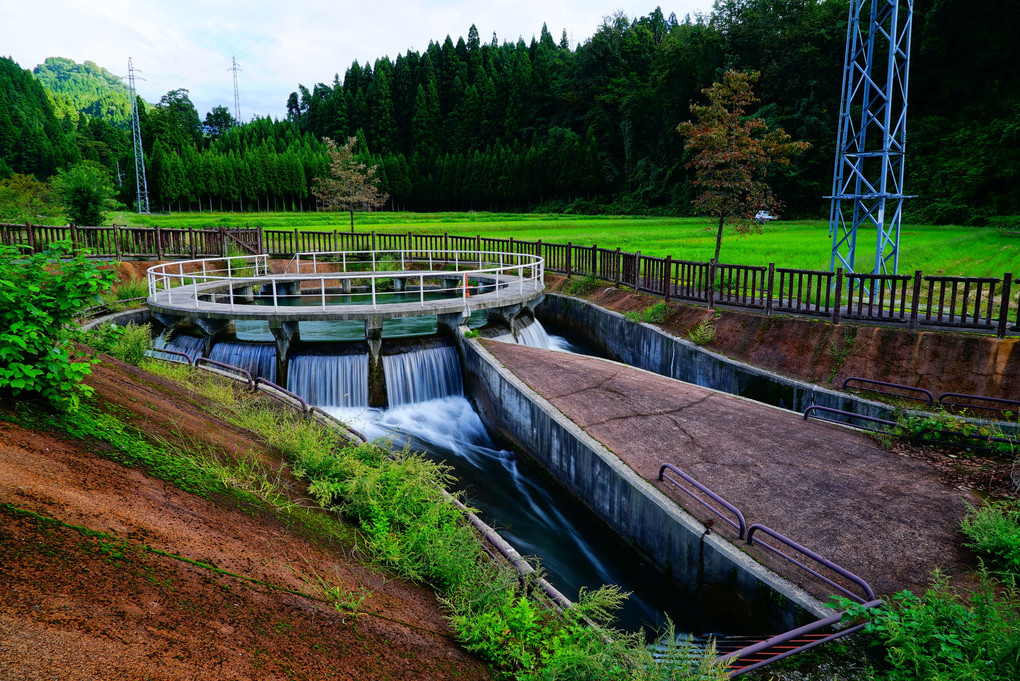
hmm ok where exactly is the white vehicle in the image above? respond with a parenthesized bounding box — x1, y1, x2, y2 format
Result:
(754, 211, 777, 224)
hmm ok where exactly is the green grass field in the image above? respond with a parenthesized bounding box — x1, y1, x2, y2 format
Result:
(112, 211, 1019, 278)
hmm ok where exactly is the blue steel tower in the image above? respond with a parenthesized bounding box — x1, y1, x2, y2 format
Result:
(829, 0, 914, 276)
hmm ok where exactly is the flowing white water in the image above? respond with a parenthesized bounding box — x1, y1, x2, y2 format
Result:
(208, 341, 277, 382)
(152, 334, 205, 362)
(382, 345, 464, 406)
(495, 318, 576, 352)
(325, 342, 721, 636)
(288, 353, 369, 407)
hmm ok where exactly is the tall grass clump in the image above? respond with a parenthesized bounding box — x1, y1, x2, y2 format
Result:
(140, 360, 728, 680)
(962, 502, 1020, 585)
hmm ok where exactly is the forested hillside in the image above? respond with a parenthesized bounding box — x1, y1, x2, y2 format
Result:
(1, 0, 1017, 222)
(0, 58, 79, 179)
(34, 57, 135, 130)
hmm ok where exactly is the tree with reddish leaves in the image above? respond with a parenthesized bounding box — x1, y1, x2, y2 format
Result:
(677, 70, 809, 262)
(312, 136, 389, 232)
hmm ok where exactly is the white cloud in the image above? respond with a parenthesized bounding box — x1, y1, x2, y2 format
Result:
(0, 0, 715, 120)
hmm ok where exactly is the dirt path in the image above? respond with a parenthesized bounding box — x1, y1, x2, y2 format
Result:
(0, 357, 491, 680)
(482, 340, 978, 601)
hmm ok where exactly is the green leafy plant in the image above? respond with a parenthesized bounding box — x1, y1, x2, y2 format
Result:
(961, 502, 1020, 584)
(80, 322, 153, 366)
(625, 301, 669, 324)
(0, 241, 116, 410)
(562, 274, 601, 296)
(836, 574, 1020, 680)
(688, 319, 716, 346)
(895, 409, 1017, 456)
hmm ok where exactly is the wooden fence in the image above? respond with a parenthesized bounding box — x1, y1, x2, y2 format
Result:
(3, 221, 1017, 338)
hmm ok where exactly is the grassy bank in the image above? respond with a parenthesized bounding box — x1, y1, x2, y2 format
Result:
(111, 211, 1019, 279)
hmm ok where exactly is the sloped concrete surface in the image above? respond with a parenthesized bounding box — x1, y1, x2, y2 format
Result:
(482, 340, 974, 600)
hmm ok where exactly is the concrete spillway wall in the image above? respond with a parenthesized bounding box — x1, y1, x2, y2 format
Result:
(537, 294, 896, 423)
(456, 332, 829, 632)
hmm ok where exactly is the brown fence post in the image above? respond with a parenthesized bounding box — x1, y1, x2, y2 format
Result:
(634, 251, 641, 289)
(155, 225, 164, 259)
(615, 247, 621, 287)
(69, 223, 78, 254)
(833, 268, 844, 325)
(293, 228, 299, 255)
(219, 227, 226, 256)
(592, 243, 598, 278)
(707, 259, 717, 309)
(997, 272, 1013, 339)
(371, 231, 376, 251)
(566, 242, 572, 278)
(664, 255, 672, 302)
(189, 227, 196, 259)
(26, 222, 35, 252)
(257, 225, 265, 255)
(909, 270, 922, 329)
(765, 263, 775, 316)
(113, 223, 121, 260)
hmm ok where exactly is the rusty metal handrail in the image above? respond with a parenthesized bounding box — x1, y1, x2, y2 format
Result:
(254, 377, 309, 412)
(308, 406, 370, 443)
(842, 377, 934, 404)
(194, 357, 254, 389)
(938, 392, 1020, 415)
(746, 524, 876, 603)
(658, 463, 747, 539)
(721, 599, 882, 677)
(146, 347, 194, 365)
(802, 406, 901, 432)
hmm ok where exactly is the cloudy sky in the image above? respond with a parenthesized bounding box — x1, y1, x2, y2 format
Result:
(1, 0, 716, 121)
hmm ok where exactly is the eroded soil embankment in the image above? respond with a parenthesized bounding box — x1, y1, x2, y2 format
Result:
(0, 356, 491, 681)
(545, 276, 1018, 400)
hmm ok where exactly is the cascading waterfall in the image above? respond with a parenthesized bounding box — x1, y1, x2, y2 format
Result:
(208, 341, 277, 382)
(152, 334, 205, 362)
(494, 318, 575, 352)
(288, 353, 369, 407)
(382, 345, 463, 406)
(315, 334, 720, 636)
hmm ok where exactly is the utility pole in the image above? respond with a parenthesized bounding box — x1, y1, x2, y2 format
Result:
(231, 56, 242, 124)
(828, 0, 914, 276)
(128, 57, 150, 214)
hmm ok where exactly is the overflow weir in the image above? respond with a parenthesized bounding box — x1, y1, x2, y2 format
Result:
(143, 254, 971, 671)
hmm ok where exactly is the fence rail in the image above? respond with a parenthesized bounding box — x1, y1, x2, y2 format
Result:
(4, 221, 1017, 337)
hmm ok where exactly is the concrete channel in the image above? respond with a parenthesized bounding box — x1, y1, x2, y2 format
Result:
(456, 328, 830, 632)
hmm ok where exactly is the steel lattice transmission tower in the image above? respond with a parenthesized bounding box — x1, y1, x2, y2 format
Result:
(829, 0, 914, 276)
(127, 58, 150, 214)
(231, 57, 242, 123)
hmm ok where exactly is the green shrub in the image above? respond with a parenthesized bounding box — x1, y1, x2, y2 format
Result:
(562, 274, 601, 296)
(895, 410, 1017, 456)
(626, 301, 670, 324)
(80, 322, 153, 366)
(961, 502, 1020, 584)
(838, 574, 1020, 680)
(0, 241, 116, 411)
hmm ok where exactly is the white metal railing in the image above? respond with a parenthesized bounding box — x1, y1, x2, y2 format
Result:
(146, 249, 544, 312)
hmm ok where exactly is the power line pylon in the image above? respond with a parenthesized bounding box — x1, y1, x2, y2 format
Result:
(128, 58, 150, 214)
(231, 57, 242, 123)
(828, 0, 914, 276)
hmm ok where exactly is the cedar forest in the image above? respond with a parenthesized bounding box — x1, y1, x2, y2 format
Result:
(1, 0, 1018, 225)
